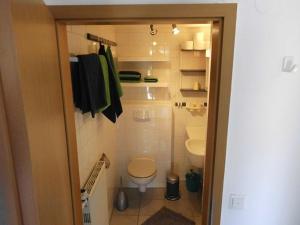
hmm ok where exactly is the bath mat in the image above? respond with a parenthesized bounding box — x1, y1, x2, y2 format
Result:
(141, 207, 195, 225)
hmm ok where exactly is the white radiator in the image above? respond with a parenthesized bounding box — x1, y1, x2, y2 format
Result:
(82, 159, 109, 225)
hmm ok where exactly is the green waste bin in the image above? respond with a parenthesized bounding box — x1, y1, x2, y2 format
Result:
(185, 170, 202, 192)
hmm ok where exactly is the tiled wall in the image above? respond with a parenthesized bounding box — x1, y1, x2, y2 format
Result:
(68, 24, 211, 200)
(67, 25, 119, 215)
(115, 25, 211, 179)
(116, 102, 172, 187)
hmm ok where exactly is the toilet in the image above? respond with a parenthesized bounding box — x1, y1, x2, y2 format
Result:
(127, 157, 156, 192)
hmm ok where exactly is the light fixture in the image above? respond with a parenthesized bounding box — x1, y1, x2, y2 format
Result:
(150, 24, 158, 35)
(172, 24, 180, 35)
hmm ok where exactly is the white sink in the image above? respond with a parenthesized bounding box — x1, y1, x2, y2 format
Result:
(186, 126, 205, 139)
(185, 139, 206, 168)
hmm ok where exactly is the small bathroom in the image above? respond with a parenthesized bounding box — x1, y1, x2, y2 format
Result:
(68, 23, 212, 225)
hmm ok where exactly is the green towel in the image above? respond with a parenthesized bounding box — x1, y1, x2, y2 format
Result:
(144, 76, 158, 82)
(106, 46, 123, 97)
(99, 55, 111, 112)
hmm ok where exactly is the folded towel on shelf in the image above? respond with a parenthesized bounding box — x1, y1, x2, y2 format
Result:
(144, 76, 158, 82)
(119, 73, 141, 81)
(119, 71, 141, 75)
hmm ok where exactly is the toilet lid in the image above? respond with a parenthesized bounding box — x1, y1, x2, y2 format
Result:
(128, 158, 156, 178)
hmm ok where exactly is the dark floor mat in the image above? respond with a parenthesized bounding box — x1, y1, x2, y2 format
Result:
(141, 207, 195, 225)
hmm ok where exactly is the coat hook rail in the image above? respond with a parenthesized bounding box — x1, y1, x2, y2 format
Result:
(86, 33, 117, 46)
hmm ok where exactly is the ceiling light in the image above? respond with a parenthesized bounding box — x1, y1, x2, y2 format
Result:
(172, 24, 180, 35)
(150, 24, 158, 35)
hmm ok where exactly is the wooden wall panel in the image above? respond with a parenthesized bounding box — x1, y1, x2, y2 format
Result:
(0, 74, 23, 225)
(56, 23, 83, 225)
(0, 1, 74, 225)
(0, 1, 40, 224)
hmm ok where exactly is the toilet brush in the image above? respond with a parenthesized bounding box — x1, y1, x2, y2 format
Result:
(116, 177, 128, 211)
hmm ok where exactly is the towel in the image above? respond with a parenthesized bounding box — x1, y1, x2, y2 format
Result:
(99, 44, 123, 123)
(119, 71, 141, 75)
(70, 61, 91, 113)
(144, 76, 158, 82)
(77, 54, 108, 117)
(70, 61, 82, 109)
(99, 55, 111, 112)
(119, 73, 141, 81)
(106, 46, 123, 97)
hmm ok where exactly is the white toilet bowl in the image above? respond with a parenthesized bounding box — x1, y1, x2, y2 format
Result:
(127, 157, 156, 192)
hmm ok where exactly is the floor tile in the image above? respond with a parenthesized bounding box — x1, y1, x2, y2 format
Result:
(164, 198, 194, 220)
(137, 216, 150, 225)
(110, 215, 138, 225)
(194, 216, 203, 225)
(124, 188, 142, 200)
(179, 181, 189, 199)
(190, 198, 202, 217)
(113, 198, 140, 216)
(111, 187, 202, 224)
(139, 199, 165, 216)
(141, 188, 166, 200)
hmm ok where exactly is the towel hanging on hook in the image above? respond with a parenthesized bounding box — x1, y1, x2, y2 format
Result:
(98, 44, 123, 123)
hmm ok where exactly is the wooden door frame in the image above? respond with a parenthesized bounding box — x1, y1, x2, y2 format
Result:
(0, 73, 23, 225)
(50, 4, 237, 225)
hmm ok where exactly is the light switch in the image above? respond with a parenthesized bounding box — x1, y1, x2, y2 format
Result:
(229, 194, 245, 210)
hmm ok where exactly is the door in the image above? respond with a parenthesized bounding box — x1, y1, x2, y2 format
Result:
(0, 73, 22, 225)
(0, 1, 75, 225)
(202, 20, 223, 225)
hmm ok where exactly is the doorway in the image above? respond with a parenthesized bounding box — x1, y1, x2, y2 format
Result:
(53, 4, 236, 225)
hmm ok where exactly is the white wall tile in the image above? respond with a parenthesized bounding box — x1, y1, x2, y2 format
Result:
(114, 24, 210, 179)
(67, 25, 118, 216)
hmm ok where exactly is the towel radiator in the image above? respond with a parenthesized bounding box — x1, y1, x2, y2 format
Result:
(82, 156, 109, 225)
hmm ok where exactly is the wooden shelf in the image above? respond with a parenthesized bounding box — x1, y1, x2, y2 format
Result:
(118, 57, 169, 62)
(180, 88, 207, 93)
(180, 69, 206, 72)
(121, 82, 169, 88)
(180, 51, 206, 72)
(180, 49, 206, 51)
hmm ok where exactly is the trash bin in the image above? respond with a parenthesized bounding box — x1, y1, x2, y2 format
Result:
(165, 172, 180, 200)
(185, 170, 202, 192)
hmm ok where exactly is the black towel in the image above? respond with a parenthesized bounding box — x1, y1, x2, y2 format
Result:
(77, 54, 107, 117)
(70, 61, 82, 109)
(119, 70, 141, 75)
(99, 45, 123, 123)
(70, 60, 90, 113)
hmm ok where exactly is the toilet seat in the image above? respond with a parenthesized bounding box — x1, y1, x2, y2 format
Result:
(128, 158, 156, 178)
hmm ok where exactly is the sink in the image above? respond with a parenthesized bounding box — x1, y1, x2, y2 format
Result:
(185, 139, 206, 168)
(186, 126, 205, 139)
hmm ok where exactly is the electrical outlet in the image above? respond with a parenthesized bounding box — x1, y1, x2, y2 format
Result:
(229, 194, 245, 210)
